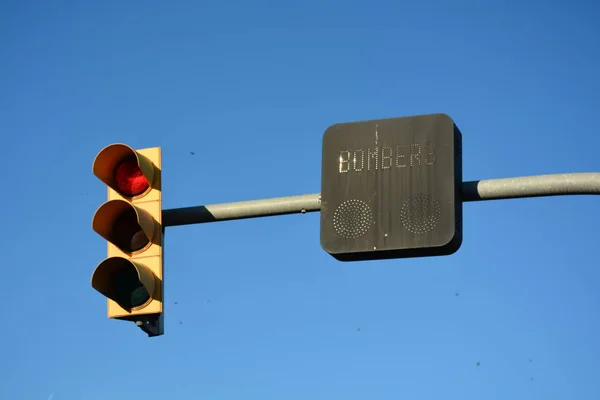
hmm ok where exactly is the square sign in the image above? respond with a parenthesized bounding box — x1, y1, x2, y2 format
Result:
(320, 113, 463, 262)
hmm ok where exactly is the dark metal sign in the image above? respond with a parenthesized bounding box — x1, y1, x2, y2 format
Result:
(320, 113, 463, 261)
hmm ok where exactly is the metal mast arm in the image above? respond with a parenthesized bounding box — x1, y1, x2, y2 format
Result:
(461, 172, 600, 202)
(162, 172, 600, 227)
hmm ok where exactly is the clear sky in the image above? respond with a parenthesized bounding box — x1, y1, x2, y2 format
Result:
(1, 1, 599, 399)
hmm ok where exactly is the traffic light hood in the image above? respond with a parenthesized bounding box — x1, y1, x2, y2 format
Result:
(91, 257, 157, 311)
(93, 143, 156, 199)
(92, 200, 157, 254)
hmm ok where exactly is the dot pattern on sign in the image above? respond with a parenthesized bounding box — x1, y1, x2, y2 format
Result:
(333, 199, 374, 239)
(400, 194, 441, 234)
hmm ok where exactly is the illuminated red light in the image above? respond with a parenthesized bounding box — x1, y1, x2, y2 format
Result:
(115, 158, 149, 196)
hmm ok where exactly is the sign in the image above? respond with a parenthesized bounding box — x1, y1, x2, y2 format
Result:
(320, 113, 463, 261)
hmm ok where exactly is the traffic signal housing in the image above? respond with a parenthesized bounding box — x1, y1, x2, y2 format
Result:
(91, 144, 164, 337)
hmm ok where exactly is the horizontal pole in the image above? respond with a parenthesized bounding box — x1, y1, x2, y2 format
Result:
(461, 172, 600, 202)
(163, 194, 321, 227)
(162, 172, 600, 227)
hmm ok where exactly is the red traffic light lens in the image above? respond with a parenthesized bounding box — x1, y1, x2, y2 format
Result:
(115, 158, 149, 196)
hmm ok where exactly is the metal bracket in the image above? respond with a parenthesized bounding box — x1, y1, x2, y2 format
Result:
(135, 313, 163, 337)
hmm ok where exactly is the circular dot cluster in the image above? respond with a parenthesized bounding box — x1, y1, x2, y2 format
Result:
(333, 199, 373, 239)
(400, 194, 441, 234)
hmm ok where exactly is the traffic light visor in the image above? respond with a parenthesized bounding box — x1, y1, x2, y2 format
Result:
(91, 257, 156, 310)
(93, 144, 155, 199)
(92, 200, 156, 254)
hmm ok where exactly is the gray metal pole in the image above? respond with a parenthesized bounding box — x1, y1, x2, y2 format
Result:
(162, 172, 600, 227)
(461, 172, 600, 201)
(163, 193, 321, 227)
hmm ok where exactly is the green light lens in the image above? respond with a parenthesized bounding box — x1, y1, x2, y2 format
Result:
(112, 267, 150, 308)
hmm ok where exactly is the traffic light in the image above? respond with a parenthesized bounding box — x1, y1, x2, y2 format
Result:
(91, 144, 164, 337)
(320, 113, 463, 261)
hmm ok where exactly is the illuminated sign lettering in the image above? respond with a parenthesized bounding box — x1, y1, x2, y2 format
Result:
(338, 142, 436, 173)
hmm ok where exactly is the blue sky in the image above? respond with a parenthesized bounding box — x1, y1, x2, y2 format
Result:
(1, 0, 599, 399)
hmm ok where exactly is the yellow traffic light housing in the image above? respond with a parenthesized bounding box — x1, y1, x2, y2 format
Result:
(91, 144, 163, 337)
